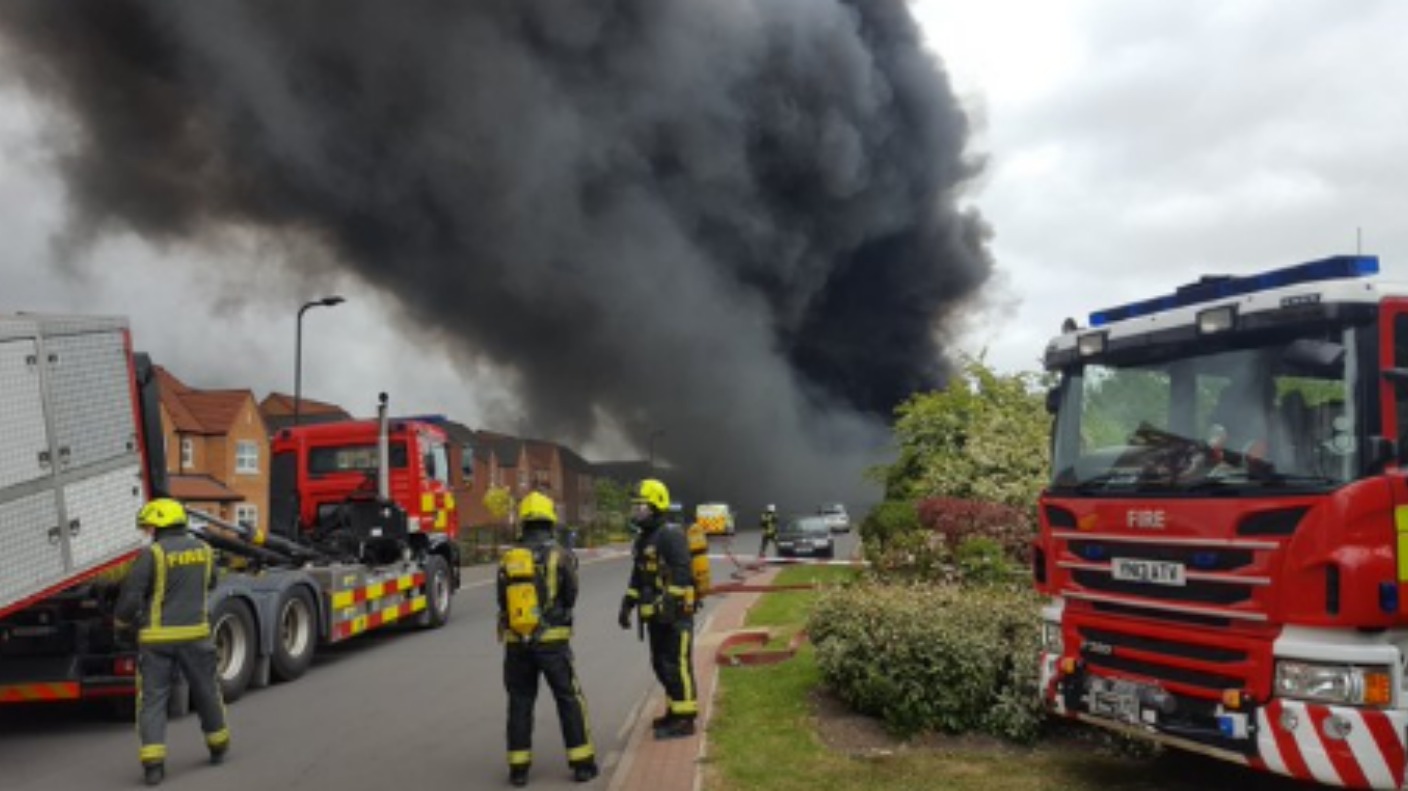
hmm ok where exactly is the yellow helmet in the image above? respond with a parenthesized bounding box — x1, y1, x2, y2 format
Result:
(518, 491, 557, 525)
(631, 479, 670, 513)
(137, 498, 188, 530)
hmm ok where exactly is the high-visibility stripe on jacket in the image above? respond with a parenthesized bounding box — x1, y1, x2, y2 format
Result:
(115, 531, 215, 645)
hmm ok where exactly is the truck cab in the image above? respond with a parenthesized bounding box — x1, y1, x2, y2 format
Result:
(270, 417, 457, 547)
(1037, 255, 1408, 789)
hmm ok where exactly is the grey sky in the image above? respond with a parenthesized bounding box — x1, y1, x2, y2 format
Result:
(918, 0, 1408, 371)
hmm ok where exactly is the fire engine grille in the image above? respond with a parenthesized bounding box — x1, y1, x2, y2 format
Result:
(1067, 540, 1254, 572)
(1077, 627, 1247, 664)
(1092, 601, 1232, 628)
(1080, 651, 1245, 692)
(1071, 569, 1253, 605)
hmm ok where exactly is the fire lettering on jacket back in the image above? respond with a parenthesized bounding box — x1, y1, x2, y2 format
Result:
(165, 548, 210, 567)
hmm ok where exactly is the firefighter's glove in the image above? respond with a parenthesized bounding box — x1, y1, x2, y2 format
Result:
(618, 598, 633, 630)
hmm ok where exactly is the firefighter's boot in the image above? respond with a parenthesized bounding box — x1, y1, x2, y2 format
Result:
(509, 766, 529, 787)
(572, 761, 599, 783)
(143, 762, 165, 786)
(653, 716, 696, 740)
(209, 744, 228, 765)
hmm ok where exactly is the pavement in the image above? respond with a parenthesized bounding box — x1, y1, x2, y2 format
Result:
(606, 562, 782, 791)
(467, 540, 789, 791)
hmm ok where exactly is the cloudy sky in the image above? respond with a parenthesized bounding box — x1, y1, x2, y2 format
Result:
(1, 0, 1404, 467)
(918, 0, 1408, 372)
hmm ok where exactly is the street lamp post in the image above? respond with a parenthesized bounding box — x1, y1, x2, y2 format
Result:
(294, 296, 346, 427)
(648, 429, 665, 473)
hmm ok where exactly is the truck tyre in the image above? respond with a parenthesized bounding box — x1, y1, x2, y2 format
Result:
(416, 555, 453, 629)
(211, 597, 256, 702)
(271, 586, 317, 683)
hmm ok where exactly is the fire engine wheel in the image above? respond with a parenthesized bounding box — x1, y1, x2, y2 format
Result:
(211, 598, 257, 702)
(271, 586, 317, 683)
(416, 555, 453, 629)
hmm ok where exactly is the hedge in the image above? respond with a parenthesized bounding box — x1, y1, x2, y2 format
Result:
(807, 580, 1044, 742)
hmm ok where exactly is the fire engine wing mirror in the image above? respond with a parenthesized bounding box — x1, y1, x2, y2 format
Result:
(1045, 385, 1063, 415)
(1382, 367, 1408, 385)
(1363, 435, 1399, 471)
(1282, 338, 1345, 375)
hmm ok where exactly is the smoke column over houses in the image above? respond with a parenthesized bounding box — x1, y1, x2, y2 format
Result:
(0, 0, 991, 510)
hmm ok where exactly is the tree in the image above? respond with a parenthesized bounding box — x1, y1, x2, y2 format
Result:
(484, 485, 513, 523)
(873, 357, 1050, 508)
(593, 478, 630, 529)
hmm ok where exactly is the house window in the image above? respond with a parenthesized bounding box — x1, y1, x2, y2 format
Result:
(235, 440, 259, 474)
(235, 504, 258, 530)
(181, 437, 193, 470)
(518, 469, 528, 490)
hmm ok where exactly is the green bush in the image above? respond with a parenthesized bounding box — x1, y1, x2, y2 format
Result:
(953, 537, 1014, 587)
(859, 500, 919, 553)
(807, 581, 1044, 742)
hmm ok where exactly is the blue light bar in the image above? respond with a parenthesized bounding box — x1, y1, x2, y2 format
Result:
(1089, 255, 1379, 327)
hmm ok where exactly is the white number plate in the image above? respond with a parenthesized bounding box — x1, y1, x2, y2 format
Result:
(1111, 558, 1186, 586)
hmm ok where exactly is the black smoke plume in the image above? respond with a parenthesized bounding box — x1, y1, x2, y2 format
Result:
(0, 0, 991, 511)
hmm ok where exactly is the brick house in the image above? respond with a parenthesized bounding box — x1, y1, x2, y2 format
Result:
(446, 430, 597, 529)
(155, 368, 270, 533)
(258, 392, 354, 435)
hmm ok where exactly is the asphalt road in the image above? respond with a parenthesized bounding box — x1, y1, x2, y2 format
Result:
(0, 528, 864, 791)
(0, 553, 654, 791)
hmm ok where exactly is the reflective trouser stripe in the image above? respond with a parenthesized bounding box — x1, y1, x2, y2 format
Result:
(505, 645, 593, 764)
(508, 750, 531, 767)
(138, 642, 228, 766)
(649, 621, 698, 717)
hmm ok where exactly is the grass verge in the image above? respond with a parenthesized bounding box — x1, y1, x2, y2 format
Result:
(706, 568, 1315, 791)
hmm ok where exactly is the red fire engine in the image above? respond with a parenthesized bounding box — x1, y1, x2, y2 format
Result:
(269, 400, 461, 558)
(1036, 255, 1408, 789)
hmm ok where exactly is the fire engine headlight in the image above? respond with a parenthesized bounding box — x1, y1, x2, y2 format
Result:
(1274, 660, 1393, 707)
(1077, 332, 1106, 357)
(1196, 305, 1237, 335)
(1040, 621, 1063, 655)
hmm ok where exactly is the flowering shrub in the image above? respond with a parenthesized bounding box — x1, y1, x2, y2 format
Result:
(918, 496, 1035, 564)
(808, 580, 1044, 741)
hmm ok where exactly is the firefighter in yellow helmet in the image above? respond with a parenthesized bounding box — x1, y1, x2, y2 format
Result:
(759, 503, 779, 558)
(497, 491, 598, 786)
(114, 498, 230, 786)
(618, 478, 699, 739)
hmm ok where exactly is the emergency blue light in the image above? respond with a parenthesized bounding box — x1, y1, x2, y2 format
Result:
(1190, 551, 1219, 570)
(1089, 255, 1379, 327)
(1379, 581, 1399, 615)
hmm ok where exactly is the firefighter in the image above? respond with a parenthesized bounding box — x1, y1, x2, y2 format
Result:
(498, 492, 598, 786)
(758, 504, 779, 558)
(114, 498, 230, 787)
(618, 478, 699, 739)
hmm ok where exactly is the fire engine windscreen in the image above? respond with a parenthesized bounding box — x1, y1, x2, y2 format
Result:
(1048, 328, 1363, 493)
(0, 1, 992, 508)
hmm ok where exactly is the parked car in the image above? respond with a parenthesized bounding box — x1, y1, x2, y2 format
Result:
(818, 503, 850, 533)
(777, 516, 835, 559)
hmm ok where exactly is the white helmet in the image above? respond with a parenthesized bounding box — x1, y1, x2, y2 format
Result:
(766, 504, 776, 512)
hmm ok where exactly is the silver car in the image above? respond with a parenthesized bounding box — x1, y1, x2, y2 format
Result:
(818, 503, 850, 534)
